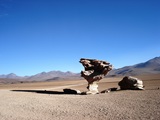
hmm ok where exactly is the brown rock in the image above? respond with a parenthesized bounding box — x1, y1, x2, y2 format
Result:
(80, 58, 112, 94)
(118, 76, 144, 90)
(63, 89, 81, 94)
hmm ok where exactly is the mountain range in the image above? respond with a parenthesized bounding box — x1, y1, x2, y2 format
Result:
(0, 71, 80, 82)
(108, 56, 160, 76)
(0, 56, 160, 83)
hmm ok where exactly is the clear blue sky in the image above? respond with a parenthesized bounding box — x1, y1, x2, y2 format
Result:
(0, 0, 160, 76)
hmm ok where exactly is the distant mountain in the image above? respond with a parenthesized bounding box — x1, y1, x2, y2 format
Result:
(0, 78, 20, 84)
(0, 71, 80, 83)
(0, 73, 26, 84)
(26, 71, 80, 81)
(109, 57, 160, 76)
(0, 57, 160, 82)
(0, 73, 22, 79)
(134, 57, 160, 69)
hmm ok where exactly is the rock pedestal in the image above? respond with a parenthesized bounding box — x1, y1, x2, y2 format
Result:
(80, 58, 112, 94)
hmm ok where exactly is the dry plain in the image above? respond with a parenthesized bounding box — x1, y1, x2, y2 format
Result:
(0, 74, 160, 120)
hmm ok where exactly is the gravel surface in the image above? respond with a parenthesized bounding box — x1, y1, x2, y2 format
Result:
(0, 89, 160, 120)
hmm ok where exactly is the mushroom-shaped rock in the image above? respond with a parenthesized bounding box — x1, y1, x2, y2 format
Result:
(118, 76, 144, 90)
(80, 58, 112, 94)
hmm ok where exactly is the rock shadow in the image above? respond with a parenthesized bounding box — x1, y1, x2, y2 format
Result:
(11, 89, 79, 95)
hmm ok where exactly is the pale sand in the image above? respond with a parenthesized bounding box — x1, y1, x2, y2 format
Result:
(0, 75, 160, 120)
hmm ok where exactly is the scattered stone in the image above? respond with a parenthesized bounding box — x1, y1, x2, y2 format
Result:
(101, 87, 119, 93)
(118, 76, 144, 90)
(80, 58, 112, 94)
(63, 88, 81, 94)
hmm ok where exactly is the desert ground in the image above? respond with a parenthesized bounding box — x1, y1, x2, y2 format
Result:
(0, 74, 160, 120)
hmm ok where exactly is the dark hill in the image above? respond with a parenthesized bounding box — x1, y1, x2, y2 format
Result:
(108, 57, 160, 76)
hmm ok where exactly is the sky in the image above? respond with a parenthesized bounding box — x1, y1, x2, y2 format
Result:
(0, 0, 160, 76)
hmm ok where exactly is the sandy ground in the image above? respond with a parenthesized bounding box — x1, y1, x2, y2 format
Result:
(0, 74, 160, 120)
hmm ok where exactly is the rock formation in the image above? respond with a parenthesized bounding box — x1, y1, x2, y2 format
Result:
(118, 76, 144, 90)
(80, 58, 112, 94)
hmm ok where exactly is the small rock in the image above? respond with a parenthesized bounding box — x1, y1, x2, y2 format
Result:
(63, 88, 81, 94)
(101, 87, 118, 93)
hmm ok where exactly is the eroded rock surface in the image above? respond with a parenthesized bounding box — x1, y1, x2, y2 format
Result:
(80, 58, 112, 94)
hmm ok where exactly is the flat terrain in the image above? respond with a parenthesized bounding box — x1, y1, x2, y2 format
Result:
(0, 74, 160, 120)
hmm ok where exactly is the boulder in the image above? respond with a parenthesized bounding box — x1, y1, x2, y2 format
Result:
(118, 76, 144, 90)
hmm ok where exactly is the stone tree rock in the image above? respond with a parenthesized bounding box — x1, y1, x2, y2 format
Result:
(118, 76, 144, 90)
(79, 58, 112, 94)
